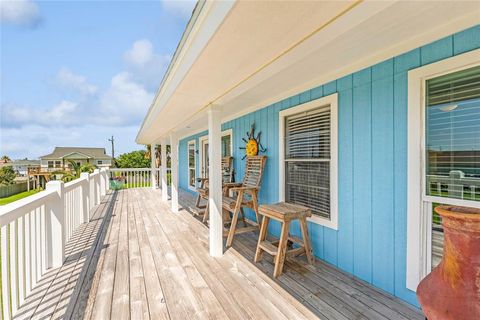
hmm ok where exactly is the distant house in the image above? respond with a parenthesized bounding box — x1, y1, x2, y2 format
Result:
(11, 160, 40, 176)
(39, 147, 112, 171)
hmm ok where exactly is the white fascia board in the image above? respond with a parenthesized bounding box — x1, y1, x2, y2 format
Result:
(136, 0, 236, 144)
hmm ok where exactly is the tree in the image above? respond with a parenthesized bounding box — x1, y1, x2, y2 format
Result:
(116, 150, 150, 168)
(0, 166, 16, 186)
(53, 160, 98, 182)
(1, 155, 11, 163)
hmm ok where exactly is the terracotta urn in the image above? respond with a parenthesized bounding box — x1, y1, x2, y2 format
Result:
(417, 205, 480, 319)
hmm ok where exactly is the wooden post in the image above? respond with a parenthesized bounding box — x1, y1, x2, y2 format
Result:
(161, 138, 169, 201)
(170, 133, 179, 213)
(208, 105, 224, 257)
(151, 143, 158, 189)
(45, 181, 65, 268)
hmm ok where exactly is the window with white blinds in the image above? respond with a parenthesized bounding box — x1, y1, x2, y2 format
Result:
(425, 64, 480, 273)
(425, 65, 480, 201)
(281, 95, 339, 226)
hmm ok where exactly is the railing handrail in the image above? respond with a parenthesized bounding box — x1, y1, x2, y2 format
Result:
(109, 167, 152, 172)
(64, 175, 88, 190)
(0, 189, 57, 226)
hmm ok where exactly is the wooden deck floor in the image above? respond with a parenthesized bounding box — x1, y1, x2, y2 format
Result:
(14, 188, 424, 320)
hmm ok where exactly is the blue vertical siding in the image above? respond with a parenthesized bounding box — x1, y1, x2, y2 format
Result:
(177, 25, 480, 306)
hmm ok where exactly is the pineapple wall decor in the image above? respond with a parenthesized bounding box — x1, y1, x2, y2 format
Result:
(239, 123, 267, 160)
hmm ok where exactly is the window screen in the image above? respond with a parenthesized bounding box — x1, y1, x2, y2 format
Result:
(425, 65, 480, 201)
(222, 134, 231, 157)
(285, 105, 331, 218)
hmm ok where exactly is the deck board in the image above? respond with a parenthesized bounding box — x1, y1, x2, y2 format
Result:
(13, 188, 424, 320)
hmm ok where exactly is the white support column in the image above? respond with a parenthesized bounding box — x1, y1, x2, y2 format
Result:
(161, 138, 169, 201)
(151, 144, 158, 189)
(208, 105, 224, 257)
(45, 181, 65, 268)
(170, 133, 179, 213)
(80, 172, 90, 223)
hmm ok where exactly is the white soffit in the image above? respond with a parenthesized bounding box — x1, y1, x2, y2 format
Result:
(137, 0, 480, 143)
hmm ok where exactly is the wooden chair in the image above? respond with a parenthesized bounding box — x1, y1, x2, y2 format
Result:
(195, 156, 233, 222)
(223, 155, 267, 247)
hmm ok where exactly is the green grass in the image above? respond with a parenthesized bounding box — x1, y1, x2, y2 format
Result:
(0, 189, 41, 206)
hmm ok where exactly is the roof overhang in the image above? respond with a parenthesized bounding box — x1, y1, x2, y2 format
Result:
(136, 0, 480, 144)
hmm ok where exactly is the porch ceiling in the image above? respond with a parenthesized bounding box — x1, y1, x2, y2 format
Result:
(136, 0, 479, 144)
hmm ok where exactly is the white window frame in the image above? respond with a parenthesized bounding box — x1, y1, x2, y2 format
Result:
(199, 129, 233, 178)
(406, 49, 480, 291)
(187, 139, 197, 191)
(279, 93, 338, 229)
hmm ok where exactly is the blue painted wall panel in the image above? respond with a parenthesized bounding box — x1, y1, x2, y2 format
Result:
(453, 25, 480, 55)
(177, 25, 479, 306)
(371, 76, 395, 293)
(337, 84, 354, 274)
(352, 80, 373, 283)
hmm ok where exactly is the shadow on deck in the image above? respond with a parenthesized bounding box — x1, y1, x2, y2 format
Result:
(14, 188, 424, 320)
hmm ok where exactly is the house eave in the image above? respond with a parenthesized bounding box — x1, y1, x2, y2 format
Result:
(137, 0, 479, 144)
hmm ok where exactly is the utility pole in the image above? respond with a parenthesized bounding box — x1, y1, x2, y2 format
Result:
(108, 136, 115, 166)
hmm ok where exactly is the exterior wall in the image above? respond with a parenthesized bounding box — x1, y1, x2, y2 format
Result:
(178, 25, 480, 306)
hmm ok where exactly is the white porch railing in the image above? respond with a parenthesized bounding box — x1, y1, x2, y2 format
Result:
(0, 169, 109, 320)
(109, 168, 163, 189)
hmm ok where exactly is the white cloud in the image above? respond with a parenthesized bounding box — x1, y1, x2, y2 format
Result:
(56, 67, 98, 96)
(161, 0, 196, 17)
(123, 39, 170, 90)
(0, 0, 41, 27)
(2, 100, 79, 127)
(124, 39, 156, 67)
(99, 72, 153, 126)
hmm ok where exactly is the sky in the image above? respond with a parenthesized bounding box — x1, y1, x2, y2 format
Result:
(0, 0, 196, 159)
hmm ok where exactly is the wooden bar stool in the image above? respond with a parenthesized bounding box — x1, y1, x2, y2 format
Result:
(255, 202, 315, 277)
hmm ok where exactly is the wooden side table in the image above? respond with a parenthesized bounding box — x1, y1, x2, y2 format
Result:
(255, 202, 315, 277)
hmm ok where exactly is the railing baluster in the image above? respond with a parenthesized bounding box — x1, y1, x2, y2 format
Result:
(25, 213, 32, 296)
(30, 210, 37, 289)
(40, 204, 46, 275)
(1, 225, 12, 320)
(34, 207, 40, 286)
(18, 216, 25, 304)
(10, 220, 19, 314)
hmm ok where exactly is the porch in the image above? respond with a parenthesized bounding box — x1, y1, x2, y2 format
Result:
(13, 187, 423, 319)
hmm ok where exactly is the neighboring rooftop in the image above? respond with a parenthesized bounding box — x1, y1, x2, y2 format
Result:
(40, 147, 112, 159)
(11, 159, 41, 166)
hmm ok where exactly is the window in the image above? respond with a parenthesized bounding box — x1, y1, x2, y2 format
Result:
(188, 140, 196, 190)
(222, 134, 231, 157)
(407, 49, 480, 291)
(199, 129, 233, 179)
(279, 93, 338, 229)
(426, 66, 480, 269)
(98, 160, 103, 165)
(48, 161, 54, 168)
(55, 160, 61, 168)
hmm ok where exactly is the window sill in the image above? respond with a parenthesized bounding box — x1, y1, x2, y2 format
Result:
(308, 214, 338, 230)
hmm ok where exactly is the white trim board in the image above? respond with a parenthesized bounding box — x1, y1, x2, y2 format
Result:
(406, 49, 480, 292)
(187, 139, 197, 191)
(279, 93, 338, 229)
